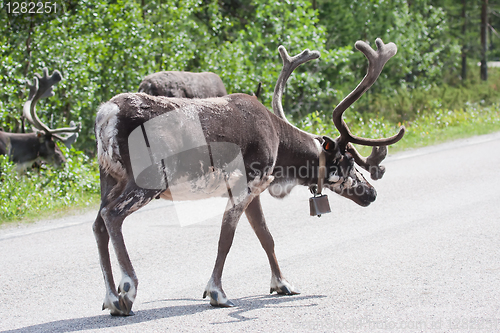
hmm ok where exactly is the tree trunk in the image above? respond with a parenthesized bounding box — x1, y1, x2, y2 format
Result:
(461, 0, 467, 81)
(22, 15, 36, 132)
(480, 0, 488, 81)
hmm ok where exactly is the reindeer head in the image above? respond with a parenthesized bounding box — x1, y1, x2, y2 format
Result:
(318, 136, 377, 207)
(34, 131, 67, 167)
(272, 39, 405, 207)
(23, 68, 81, 166)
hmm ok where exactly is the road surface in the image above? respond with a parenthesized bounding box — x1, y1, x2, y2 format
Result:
(1, 132, 500, 332)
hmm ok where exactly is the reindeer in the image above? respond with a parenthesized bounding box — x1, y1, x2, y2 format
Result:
(139, 70, 262, 99)
(0, 68, 81, 169)
(138, 71, 228, 98)
(94, 39, 404, 316)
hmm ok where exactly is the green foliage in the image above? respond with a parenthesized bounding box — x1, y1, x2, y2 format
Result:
(317, 0, 461, 92)
(1, 0, 500, 222)
(362, 67, 500, 122)
(26, 0, 157, 152)
(298, 101, 500, 157)
(202, 0, 353, 119)
(297, 94, 500, 156)
(404, 103, 500, 145)
(1, 0, 499, 152)
(0, 148, 100, 223)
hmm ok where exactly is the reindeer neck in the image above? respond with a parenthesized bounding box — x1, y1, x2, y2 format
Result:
(271, 116, 321, 186)
(12, 133, 42, 162)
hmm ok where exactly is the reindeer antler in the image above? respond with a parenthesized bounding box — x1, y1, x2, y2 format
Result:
(346, 144, 387, 180)
(332, 39, 405, 179)
(333, 39, 405, 150)
(24, 68, 61, 128)
(271, 41, 403, 179)
(23, 68, 81, 141)
(272, 46, 320, 124)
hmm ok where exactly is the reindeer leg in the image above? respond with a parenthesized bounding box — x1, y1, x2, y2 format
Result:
(245, 195, 300, 295)
(97, 182, 156, 316)
(100, 210, 136, 316)
(203, 201, 245, 307)
(93, 211, 119, 314)
(203, 175, 275, 307)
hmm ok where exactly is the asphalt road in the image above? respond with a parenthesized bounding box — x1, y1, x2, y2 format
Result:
(1, 132, 500, 333)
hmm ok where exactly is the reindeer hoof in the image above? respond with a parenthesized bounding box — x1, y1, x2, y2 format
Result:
(118, 294, 134, 315)
(103, 293, 135, 316)
(209, 290, 235, 307)
(203, 289, 235, 307)
(110, 308, 135, 317)
(270, 278, 300, 295)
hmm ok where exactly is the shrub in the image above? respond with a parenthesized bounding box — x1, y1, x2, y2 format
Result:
(0, 147, 100, 223)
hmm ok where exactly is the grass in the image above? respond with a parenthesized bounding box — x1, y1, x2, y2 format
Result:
(390, 104, 500, 153)
(319, 67, 500, 154)
(349, 103, 500, 155)
(0, 148, 100, 224)
(299, 104, 500, 156)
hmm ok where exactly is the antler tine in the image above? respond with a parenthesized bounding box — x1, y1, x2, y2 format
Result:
(272, 45, 320, 124)
(23, 68, 62, 133)
(23, 68, 81, 135)
(333, 38, 405, 149)
(23, 76, 39, 127)
(53, 125, 79, 148)
(346, 143, 388, 180)
(46, 120, 82, 134)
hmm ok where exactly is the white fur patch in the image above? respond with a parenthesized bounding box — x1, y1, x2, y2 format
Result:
(313, 138, 322, 155)
(95, 102, 125, 177)
(119, 274, 137, 302)
(329, 173, 341, 183)
(116, 192, 147, 213)
(140, 94, 230, 117)
(248, 175, 275, 196)
(328, 167, 364, 193)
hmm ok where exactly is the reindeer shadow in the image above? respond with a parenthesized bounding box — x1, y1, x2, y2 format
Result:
(3, 294, 326, 332)
(208, 294, 326, 324)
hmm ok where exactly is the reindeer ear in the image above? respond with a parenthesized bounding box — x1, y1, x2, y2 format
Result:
(322, 136, 337, 152)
